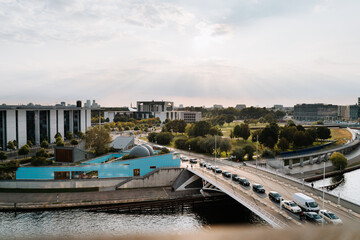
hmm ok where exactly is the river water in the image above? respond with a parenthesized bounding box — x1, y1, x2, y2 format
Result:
(312, 168, 360, 205)
(0, 198, 265, 239)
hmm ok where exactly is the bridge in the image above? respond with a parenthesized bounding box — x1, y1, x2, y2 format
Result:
(175, 161, 360, 228)
(270, 129, 360, 170)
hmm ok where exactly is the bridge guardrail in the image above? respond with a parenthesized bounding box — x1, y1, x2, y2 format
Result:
(188, 168, 288, 229)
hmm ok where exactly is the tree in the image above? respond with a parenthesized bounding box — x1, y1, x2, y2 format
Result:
(233, 125, 241, 138)
(174, 137, 188, 150)
(165, 120, 187, 133)
(154, 132, 174, 145)
(66, 132, 74, 140)
(40, 140, 49, 149)
(279, 126, 297, 143)
(70, 139, 79, 146)
(209, 126, 222, 136)
(187, 121, 211, 137)
(230, 130, 234, 139)
(54, 132, 62, 139)
(243, 144, 255, 160)
(76, 131, 85, 139)
(7, 141, 15, 151)
(259, 123, 279, 149)
(277, 137, 289, 151)
(56, 137, 65, 147)
(293, 131, 307, 147)
(27, 140, 33, 148)
(231, 147, 246, 161)
(239, 123, 251, 140)
(158, 148, 170, 155)
(85, 126, 112, 156)
(251, 129, 262, 142)
(219, 138, 232, 156)
(18, 144, 30, 158)
(0, 151, 7, 160)
(330, 152, 347, 170)
(147, 132, 158, 143)
(317, 126, 331, 140)
(35, 148, 49, 158)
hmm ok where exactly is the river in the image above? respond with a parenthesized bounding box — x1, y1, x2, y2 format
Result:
(0, 198, 265, 239)
(312, 168, 360, 205)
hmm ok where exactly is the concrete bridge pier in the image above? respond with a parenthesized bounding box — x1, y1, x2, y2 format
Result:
(309, 156, 314, 165)
(300, 157, 304, 167)
(289, 159, 293, 169)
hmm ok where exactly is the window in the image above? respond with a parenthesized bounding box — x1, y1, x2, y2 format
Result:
(133, 169, 140, 176)
(54, 171, 70, 180)
(150, 166, 156, 169)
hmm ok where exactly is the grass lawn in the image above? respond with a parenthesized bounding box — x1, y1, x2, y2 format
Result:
(330, 128, 352, 144)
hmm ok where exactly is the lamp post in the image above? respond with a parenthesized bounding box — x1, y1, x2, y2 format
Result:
(188, 145, 191, 157)
(322, 161, 325, 227)
(256, 135, 258, 172)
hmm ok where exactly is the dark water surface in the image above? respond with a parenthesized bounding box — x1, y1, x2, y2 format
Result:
(0, 198, 265, 239)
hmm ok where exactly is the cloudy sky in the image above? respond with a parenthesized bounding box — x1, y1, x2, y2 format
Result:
(1, 0, 359, 108)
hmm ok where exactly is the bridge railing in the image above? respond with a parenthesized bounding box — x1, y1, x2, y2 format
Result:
(189, 168, 288, 229)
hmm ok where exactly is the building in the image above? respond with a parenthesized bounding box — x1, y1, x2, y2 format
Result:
(103, 101, 202, 123)
(0, 102, 92, 150)
(15, 144, 180, 180)
(294, 104, 338, 121)
(110, 136, 135, 151)
(349, 105, 359, 121)
(213, 104, 224, 109)
(235, 104, 246, 110)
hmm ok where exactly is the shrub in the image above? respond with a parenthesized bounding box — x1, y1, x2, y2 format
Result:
(0, 151, 7, 160)
(121, 154, 138, 160)
(158, 148, 170, 155)
(154, 132, 174, 145)
(40, 140, 49, 148)
(35, 148, 49, 158)
(330, 152, 347, 170)
(174, 137, 188, 150)
(261, 149, 275, 158)
(70, 139, 79, 146)
(66, 132, 74, 140)
(31, 156, 52, 166)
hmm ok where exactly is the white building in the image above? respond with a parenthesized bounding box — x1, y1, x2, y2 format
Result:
(0, 102, 92, 150)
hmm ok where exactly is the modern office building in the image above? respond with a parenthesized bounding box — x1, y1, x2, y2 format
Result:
(103, 101, 202, 123)
(294, 103, 338, 121)
(0, 102, 92, 150)
(235, 104, 246, 110)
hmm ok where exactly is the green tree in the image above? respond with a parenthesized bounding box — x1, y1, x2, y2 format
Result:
(330, 152, 347, 170)
(293, 131, 307, 147)
(259, 123, 279, 149)
(154, 132, 174, 145)
(239, 123, 251, 140)
(174, 137, 188, 150)
(185, 137, 201, 152)
(187, 121, 211, 137)
(317, 126, 331, 140)
(85, 126, 112, 156)
(243, 144, 255, 160)
(7, 141, 15, 151)
(35, 148, 49, 158)
(76, 131, 85, 139)
(66, 132, 74, 140)
(54, 132, 62, 139)
(277, 137, 289, 151)
(18, 144, 30, 158)
(70, 139, 79, 146)
(0, 151, 7, 160)
(279, 126, 297, 143)
(230, 130, 234, 139)
(165, 120, 187, 133)
(209, 126, 222, 136)
(233, 125, 241, 138)
(251, 129, 262, 142)
(147, 132, 158, 143)
(158, 148, 170, 155)
(40, 140, 49, 149)
(27, 140, 33, 148)
(231, 147, 246, 161)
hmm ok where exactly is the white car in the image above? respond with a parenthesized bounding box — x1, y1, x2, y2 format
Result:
(281, 200, 302, 213)
(319, 210, 343, 225)
(181, 156, 189, 161)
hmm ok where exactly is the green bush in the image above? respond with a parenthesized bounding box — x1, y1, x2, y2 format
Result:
(158, 148, 170, 155)
(261, 149, 275, 158)
(31, 156, 52, 166)
(121, 154, 138, 160)
(40, 140, 49, 148)
(0, 151, 7, 160)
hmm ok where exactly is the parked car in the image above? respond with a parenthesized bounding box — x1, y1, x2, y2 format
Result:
(281, 200, 302, 213)
(302, 212, 325, 225)
(232, 174, 240, 182)
(190, 158, 198, 164)
(319, 210, 343, 225)
(215, 168, 222, 174)
(252, 183, 265, 193)
(268, 191, 283, 203)
(238, 178, 250, 186)
(293, 193, 319, 212)
(222, 171, 231, 178)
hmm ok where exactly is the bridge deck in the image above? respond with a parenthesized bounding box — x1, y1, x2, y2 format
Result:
(186, 163, 360, 228)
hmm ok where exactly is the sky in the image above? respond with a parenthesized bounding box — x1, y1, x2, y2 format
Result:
(0, 0, 359, 108)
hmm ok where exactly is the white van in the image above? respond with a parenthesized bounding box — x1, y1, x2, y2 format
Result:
(293, 193, 319, 212)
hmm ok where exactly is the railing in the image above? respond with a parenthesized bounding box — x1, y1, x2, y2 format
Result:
(188, 168, 288, 229)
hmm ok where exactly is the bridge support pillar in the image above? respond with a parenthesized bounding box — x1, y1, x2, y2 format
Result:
(300, 158, 304, 167)
(309, 156, 313, 165)
(324, 153, 329, 162)
(289, 159, 293, 169)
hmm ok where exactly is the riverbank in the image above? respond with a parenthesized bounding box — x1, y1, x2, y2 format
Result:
(0, 187, 203, 211)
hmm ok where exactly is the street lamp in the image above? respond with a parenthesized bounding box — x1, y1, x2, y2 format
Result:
(188, 145, 191, 157)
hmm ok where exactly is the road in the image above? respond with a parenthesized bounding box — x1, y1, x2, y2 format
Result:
(186, 161, 360, 227)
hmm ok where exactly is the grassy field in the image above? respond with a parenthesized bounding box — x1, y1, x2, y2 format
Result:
(330, 128, 352, 144)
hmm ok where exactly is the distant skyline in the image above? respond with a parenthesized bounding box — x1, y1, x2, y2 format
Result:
(1, 0, 359, 108)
